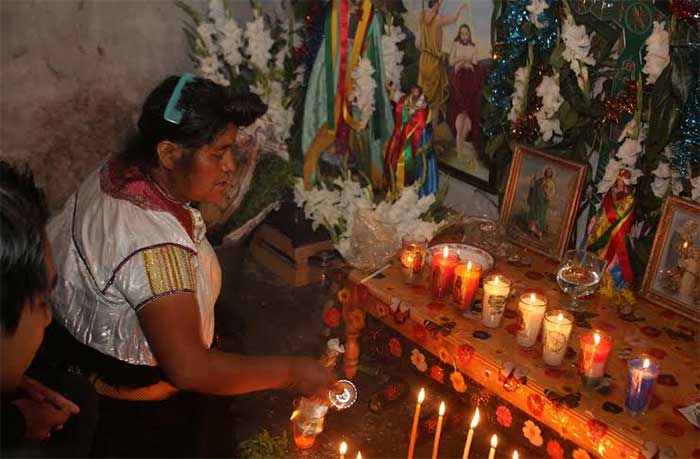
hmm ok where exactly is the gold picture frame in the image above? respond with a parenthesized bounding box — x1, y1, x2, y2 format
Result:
(639, 197, 700, 322)
(500, 146, 587, 261)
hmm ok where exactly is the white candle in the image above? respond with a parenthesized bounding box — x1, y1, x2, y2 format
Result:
(407, 388, 425, 459)
(513, 451, 519, 459)
(461, 407, 479, 459)
(487, 434, 498, 459)
(542, 310, 573, 366)
(356, 452, 362, 459)
(482, 274, 512, 328)
(516, 291, 547, 348)
(340, 442, 347, 459)
(431, 402, 446, 459)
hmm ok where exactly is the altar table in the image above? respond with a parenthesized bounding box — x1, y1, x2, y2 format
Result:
(342, 254, 700, 459)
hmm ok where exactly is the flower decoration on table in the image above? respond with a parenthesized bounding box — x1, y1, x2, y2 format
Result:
(496, 405, 513, 427)
(294, 171, 447, 271)
(411, 349, 428, 373)
(546, 439, 565, 459)
(449, 370, 467, 393)
(388, 337, 403, 358)
(572, 448, 592, 459)
(522, 419, 544, 447)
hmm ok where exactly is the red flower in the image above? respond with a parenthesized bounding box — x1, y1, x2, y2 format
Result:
(323, 306, 341, 328)
(546, 440, 564, 459)
(496, 405, 512, 427)
(527, 393, 545, 417)
(413, 324, 428, 344)
(456, 344, 475, 366)
(430, 365, 445, 384)
(586, 419, 608, 444)
(389, 338, 402, 358)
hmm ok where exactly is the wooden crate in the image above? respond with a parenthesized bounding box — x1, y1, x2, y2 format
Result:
(250, 223, 335, 287)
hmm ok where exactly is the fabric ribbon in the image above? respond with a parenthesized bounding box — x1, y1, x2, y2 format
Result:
(587, 193, 635, 282)
(385, 97, 430, 190)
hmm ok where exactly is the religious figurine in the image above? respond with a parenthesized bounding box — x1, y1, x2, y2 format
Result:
(321, 338, 345, 369)
(526, 166, 556, 239)
(679, 246, 699, 303)
(384, 84, 438, 196)
(586, 169, 636, 288)
(449, 24, 483, 156)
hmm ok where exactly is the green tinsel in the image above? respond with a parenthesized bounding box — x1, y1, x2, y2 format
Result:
(671, 51, 700, 176)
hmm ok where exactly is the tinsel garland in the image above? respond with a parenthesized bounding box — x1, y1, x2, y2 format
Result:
(670, 50, 700, 176)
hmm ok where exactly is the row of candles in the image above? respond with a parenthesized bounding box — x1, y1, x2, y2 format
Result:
(400, 241, 662, 415)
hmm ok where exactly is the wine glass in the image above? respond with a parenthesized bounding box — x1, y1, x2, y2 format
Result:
(556, 250, 606, 311)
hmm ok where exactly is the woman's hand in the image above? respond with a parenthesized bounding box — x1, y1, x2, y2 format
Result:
(288, 357, 335, 397)
(12, 398, 72, 440)
(19, 376, 80, 415)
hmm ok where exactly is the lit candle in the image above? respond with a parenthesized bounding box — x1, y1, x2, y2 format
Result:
(431, 402, 446, 459)
(516, 290, 548, 348)
(340, 442, 347, 459)
(482, 274, 512, 328)
(625, 355, 660, 415)
(513, 451, 519, 459)
(453, 261, 482, 311)
(578, 330, 612, 386)
(430, 247, 459, 299)
(357, 452, 362, 459)
(487, 434, 498, 459)
(400, 236, 428, 285)
(542, 310, 573, 366)
(407, 388, 425, 459)
(461, 407, 479, 459)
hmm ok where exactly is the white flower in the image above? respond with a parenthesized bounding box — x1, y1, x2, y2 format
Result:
(522, 420, 543, 446)
(643, 21, 670, 85)
(349, 57, 377, 129)
(592, 76, 607, 98)
(292, 64, 305, 89)
(527, 0, 549, 29)
(208, 0, 228, 29)
(197, 55, 229, 85)
(382, 25, 406, 87)
(220, 19, 243, 69)
(651, 176, 669, 198)
(671, 178, 684, 196)
(197, 22, 218, 55)
(508, 66, 529, 122)
(562, 17, 596, 90)
(617, 138, 643, 167)
(691, 176, 700, 202)
(411, 349, 428, 372)
(326, 338, 345, 354)
(535, 74, 563, 141)
(652, 161, 671, 179)
(244, 15, 274, 71)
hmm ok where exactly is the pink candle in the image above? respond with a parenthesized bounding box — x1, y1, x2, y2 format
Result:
(578, 330, 612, 385)
(431, 247, 459, 299)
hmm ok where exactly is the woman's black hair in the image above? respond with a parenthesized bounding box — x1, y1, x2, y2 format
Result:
(123, 75, 268, 170)
(454, 24, 474, 46)
(0, 161, 49, 335)
(428, 0, 440, 9)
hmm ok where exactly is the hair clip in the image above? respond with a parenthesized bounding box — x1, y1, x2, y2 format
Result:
(164, 73, 195, 125)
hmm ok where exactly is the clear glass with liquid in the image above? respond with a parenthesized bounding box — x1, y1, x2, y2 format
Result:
(556, 250, 605, 311)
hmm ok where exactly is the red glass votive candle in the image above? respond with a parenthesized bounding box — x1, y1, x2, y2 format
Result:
(453, 261, 482, 310)
(430, 246, 459, 299)
(578, 329, 612, 385)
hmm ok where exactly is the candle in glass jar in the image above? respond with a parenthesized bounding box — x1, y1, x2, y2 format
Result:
(625, 355, 660, 415)
(482, 274, 512, 328)
(430, 247, 459, 299)
(578, 330, 612, 385)
(453, 261, 482, 310)
(542, 310, 573, 366)
(400, 236, 428, 285)
(516, 291, 547, 348)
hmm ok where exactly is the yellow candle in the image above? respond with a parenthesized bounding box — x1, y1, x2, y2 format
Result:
(487, 434, 498, 459)
(340, 442, 347, 459)
(461, 407, 479, 459)
(407, 388, 425, 459)
(431, 402, 446, 459)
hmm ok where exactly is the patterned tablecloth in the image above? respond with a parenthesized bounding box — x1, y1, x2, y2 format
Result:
(343, 253, 700, 459)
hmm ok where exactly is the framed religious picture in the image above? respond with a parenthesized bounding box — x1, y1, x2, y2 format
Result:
(639, 197, 700, 322)
(402, 0, 496, 191)
(500, 146, 587, 261)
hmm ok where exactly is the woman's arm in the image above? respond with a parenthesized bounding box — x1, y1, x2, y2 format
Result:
(138, 293, 332, 396)
(438, 3, 467, 26)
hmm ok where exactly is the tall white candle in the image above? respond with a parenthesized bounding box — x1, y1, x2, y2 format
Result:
(461, 407, 479, 459)
(516, 291, 547, 348)
(482, 274, 512, 328)
(487, 434, 498, 459)
(431, 402, 446, 459)
(542, 310, 573, 366)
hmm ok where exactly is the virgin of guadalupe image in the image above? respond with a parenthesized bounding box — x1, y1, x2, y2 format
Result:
(525, 166, 555, 239)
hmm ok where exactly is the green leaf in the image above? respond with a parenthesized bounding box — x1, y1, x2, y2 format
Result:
(671, 48, 692, 105)
(559, 100, 579, 131)
(174, 0, 202, 24)
(485, 132, 506, 160)
(549, 43, 565, 71)
(646, 65, 683, 158)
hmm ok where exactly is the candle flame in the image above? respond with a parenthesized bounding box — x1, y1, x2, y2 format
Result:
(491, 434, 498, 448)
(513, 451, 519, 459)
(356, 452, 362, 459)
(643, 358, 650, 369)
(439, 401, 446, 416)
(418, 388, 425, 403)
(443, 246, 448, 258)
(340, 442, 347, 455)
(467, 260, 473, 270)
(683, 241, 689, 249)
(557, 313, 563, 321)
(594, 332, 601, 345)
(530, 293, 536, 302)
(470, 407, 480, 428)
(494, 275, 500, 285)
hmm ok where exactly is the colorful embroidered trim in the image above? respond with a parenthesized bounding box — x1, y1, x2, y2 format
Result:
(142, 245, 196, 296)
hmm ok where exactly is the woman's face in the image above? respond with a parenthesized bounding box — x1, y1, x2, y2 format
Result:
(460, 26, 470, 41)
(181, 124, 238, 203)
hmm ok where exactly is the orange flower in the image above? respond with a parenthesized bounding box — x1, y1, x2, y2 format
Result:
(546, 440, 564, 459)
(450, 371, 467, 393)
(388, 338, 402, 357)
(337, 288, 351, 304)
(323, 306, 341, 328)
(496, 405, 512, 427)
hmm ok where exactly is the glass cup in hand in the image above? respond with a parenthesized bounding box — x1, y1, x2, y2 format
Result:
(556, 250, 605, 311)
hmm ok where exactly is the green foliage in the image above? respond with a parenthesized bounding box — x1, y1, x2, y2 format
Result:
(238, 429, 288, 459)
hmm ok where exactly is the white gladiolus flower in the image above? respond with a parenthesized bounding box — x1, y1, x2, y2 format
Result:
(382, 25, 406, 87)
(592, 76, 607, 98)
(534, 74, 563, 141)
(208, 0, 227, 29)
(652, 161, 671, 179)
(561, 16, 596, 90)
(220, 19, 243, 69)
(197, 55, 220, 76)
(691, 176, 700, 202)
(526, 0, 549, 29)
(244, 15, 274, 71)
(508, 66, 529, 122)
(197, 22, 218, 55)
(643, 21, 670, 85)
(616, 138, 643, 167)
(349, 57, 377, 129)
(651, 176, 670, 198)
